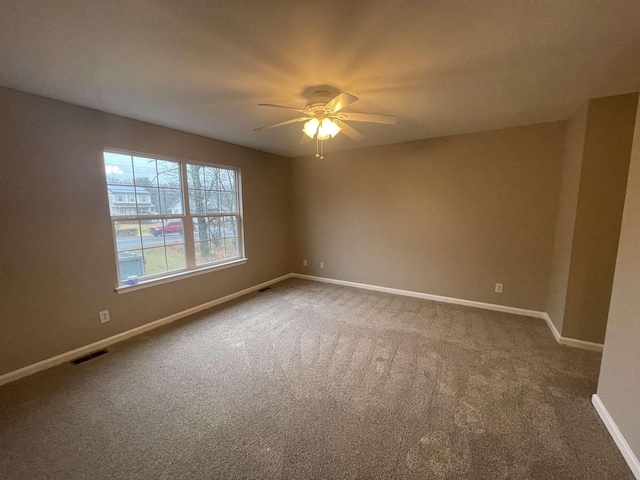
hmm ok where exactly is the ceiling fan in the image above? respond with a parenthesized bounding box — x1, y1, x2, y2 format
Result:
(254, 90, 397, 158)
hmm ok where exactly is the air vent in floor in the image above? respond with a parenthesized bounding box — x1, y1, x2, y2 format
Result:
(71, 349, 108, 365)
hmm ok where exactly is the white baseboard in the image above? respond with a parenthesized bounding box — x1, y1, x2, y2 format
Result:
(592, 394, 640, 479)
(542, 313, 562, 342)
(294, 274, 605, 352)
(0, 272, 605, 387)
(0, 273, 293, 387)
(291, 273, 547, 319)
(558, 336, 604, 352)
(543, 313, 604, 352)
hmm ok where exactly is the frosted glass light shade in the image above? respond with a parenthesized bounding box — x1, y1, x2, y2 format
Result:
(303, 118, 320, 138)
(318, 118, 341, 139)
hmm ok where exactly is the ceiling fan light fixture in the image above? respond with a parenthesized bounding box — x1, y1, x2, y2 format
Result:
(303, 118, 320, 138)
(303, 117, 341, 140)
(257, 90, 397, 156)
(319, 118, 341, 138)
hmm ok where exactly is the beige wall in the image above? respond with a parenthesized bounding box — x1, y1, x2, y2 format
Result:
(597, 99, 640, 459)
(546, 103, 588, 333)
(2, 85, 636, 378)
(562, 93, 638, 343)
(0, 87, 292, 376)
(291, 123, 566, 311)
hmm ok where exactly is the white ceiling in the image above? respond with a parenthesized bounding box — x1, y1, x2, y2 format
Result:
(1, 0, 640, 158)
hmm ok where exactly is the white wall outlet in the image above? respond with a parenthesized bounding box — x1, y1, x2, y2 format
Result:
(303, 259, 308, 267)
(495, 283, 503, 293)
(320, 262, 324, 269)
(99, 310, 110, 324)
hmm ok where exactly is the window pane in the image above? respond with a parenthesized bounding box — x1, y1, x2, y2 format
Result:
(117, 250, 144, 281)
(220, 191, 237, 213)
(108, 186, 137, 215)
(135, 187, 156, 215)
(162, 219, 184, 244)
(211, 239, 225, 261)
(193, 218, 208, 243)
(157, 160, 180, 187)
(189, 190, 207, 214)
(158, 188, 182, 215)
(191, 216, 239, 265)
(141, 220, 163, 247)
(219, 169, 235, 191)
(210, 217, 224, 239)
(224, 237, 238, 258)
(132, 156, 158, 187)
(143, 247, 167, 276)
(142, 219, 184, 247)
(114, 221, 141, 251)
(206, 190, 220, 213)
(187, 164, 205, 189)
(204, 167, 220, 190)
(194, 241, 211, 265)
(166, 244, 186, 271)
(104, 153, 134, 185)
(223, 216, 238, 237)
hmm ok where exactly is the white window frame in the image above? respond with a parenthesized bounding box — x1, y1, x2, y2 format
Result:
(103, 148, 246, 292)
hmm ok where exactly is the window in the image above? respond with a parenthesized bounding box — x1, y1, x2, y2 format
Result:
(103, 150, 244, 287)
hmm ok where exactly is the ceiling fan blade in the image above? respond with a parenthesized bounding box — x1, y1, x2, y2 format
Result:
(254, 117, 308, 131)
(339, 112, 397, 125)
(300, 134, 312, 145)
(324, 92, 359, 113)
(258, 104, 307, 113)
(337, 121, 364, 142)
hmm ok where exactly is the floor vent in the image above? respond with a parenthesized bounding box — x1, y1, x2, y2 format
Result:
(258, 287, 271, 292)
(71, 349, 108, 365)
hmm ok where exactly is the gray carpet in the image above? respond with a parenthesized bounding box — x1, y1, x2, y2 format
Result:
(0, 278, 633, 479)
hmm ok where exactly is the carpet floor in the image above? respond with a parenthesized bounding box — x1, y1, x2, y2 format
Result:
(0, 278, 633, 479)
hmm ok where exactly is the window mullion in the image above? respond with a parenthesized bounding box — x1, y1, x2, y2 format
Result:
(110, 214, 182, 221)
(236, 214, 245, 259)
(181, 162, 196, 269)
(112, 218, 124, 283)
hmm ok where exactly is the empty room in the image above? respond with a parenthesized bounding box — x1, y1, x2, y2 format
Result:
(2, 1, 640, 479)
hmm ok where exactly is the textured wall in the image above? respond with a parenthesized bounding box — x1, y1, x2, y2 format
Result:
(597, 99, 640, 460)
(291, 123, 565, 311)
(562, 93, 638, 343)
(0, 87, 293, 375)
(546, 103, 588, 333)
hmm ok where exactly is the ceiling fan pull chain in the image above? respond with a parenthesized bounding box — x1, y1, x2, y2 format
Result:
(315, 135, 320, 158)
(320, 138, 324, 159)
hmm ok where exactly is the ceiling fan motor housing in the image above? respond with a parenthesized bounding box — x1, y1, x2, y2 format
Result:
(305, 90, 333, 110)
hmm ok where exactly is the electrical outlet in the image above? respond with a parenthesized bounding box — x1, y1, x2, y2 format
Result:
(303, 259, 308, 267)
(320, 262, 324, 269)
(495, 283, 503, 293)
(99, 310, 110, 323)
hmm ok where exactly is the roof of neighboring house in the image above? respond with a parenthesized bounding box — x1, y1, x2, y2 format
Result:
(107, 185, 137, 193)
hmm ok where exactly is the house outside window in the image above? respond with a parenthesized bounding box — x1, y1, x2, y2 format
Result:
(103, 150, 244, 287)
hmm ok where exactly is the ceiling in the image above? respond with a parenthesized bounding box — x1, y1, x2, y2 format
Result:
(1, 0, 640, 158)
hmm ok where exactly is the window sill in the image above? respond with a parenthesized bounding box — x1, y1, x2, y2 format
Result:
(115, 258, 248, 294)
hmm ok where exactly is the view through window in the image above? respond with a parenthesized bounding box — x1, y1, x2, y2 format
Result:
(103, 151, 243, 285)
